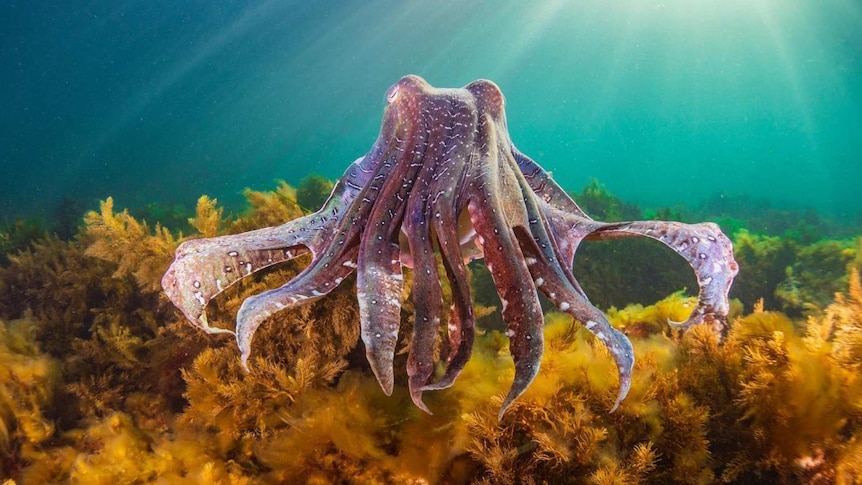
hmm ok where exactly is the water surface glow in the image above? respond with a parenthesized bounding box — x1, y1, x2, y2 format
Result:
(1, 0, 859, 218)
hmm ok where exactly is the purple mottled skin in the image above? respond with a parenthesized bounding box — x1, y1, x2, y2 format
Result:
(162, 75, 739, 418)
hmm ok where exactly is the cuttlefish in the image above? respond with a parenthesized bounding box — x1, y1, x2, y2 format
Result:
(162, 75, 738, 417)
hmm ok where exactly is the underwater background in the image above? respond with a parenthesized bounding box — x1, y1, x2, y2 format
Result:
(2, 0, 861, 221)
(2, 1, 862, 484)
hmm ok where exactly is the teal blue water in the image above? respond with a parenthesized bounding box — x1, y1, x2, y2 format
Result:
(2, 1, 860, 221)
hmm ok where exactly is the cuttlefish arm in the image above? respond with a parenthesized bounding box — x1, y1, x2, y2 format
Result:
(513, 171, 634, 413)
(161, 156, 373, 333)
(583, 220, 739, 330)
(512, 149, 738, 329)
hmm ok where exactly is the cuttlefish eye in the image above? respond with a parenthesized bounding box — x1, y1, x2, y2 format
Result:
(386, 84, 400, 103)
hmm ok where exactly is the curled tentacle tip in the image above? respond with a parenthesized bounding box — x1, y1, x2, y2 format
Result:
(668, 307, 713, 330)
(411, 396, 433, 415)
(497, 408, 507, 421)
(419, 379, 454, 392)
(197, 314, 235, 335)
(497, 395, 518, 421)
(609, 386, 629, 413)
(614, 378, 632, 412)
(408, 380, 433, 413)
(609, 385, 629, 413)
(497, 404, 513, 421)
(240, 357, 251, 373)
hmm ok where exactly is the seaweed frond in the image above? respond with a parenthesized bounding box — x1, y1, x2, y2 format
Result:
(0, 318, 62, 479)
(296, 173, 335, 212)
(188, 195, 225, 238)
(607, 291, 699, 338)
(82, 197, 178, 293)
(230, 181, 306, 232)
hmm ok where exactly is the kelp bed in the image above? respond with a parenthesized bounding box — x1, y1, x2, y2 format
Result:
(1, 180, 861, 484)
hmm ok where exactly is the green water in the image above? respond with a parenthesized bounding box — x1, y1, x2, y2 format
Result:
(1, 0, 859, 221)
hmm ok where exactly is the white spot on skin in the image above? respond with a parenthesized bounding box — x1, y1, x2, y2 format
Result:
(559, 301, 571, 311)
(215, 279, 223, 292)
(194, 291, 206, 306)
(534, 277, 544, 287)
(334, 277, 343, 285)
(245, 263, 252, 274)
(585, 321, 597, 330)
(312, 290, 325, 296)
(596, 332, 605, 340)
(505, 329, 515, 337)
(525, 257, 538, 265)
(343, 261, 357, 268)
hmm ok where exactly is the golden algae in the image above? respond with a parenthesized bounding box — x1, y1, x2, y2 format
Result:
(0, 317, 65, 480)
(0, 182, 861, 483)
